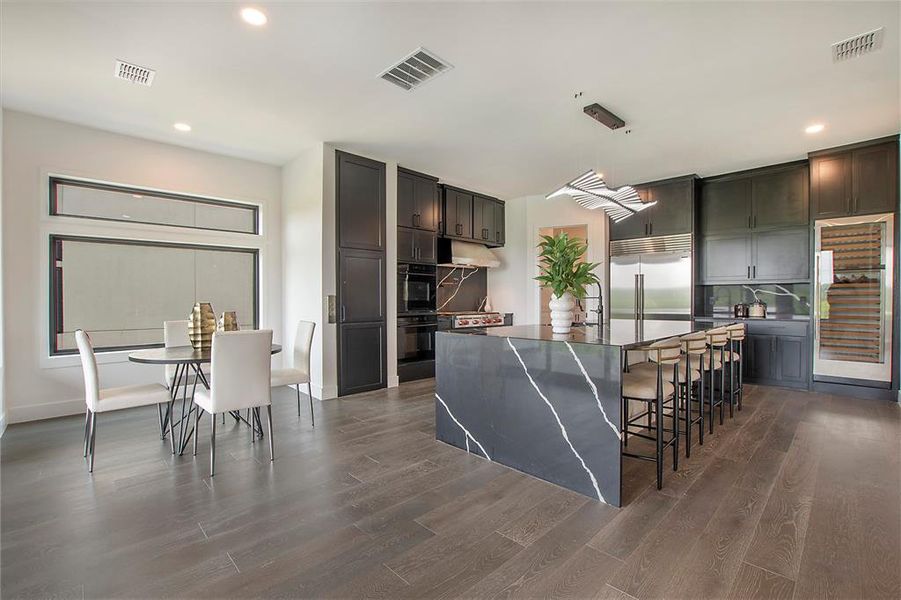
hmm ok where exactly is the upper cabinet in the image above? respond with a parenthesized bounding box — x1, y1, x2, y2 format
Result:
(397, 168, 439, 231)
(810, 138, 899, 219)
(440, 185, 505, 247)
(610, 175, 697, 240)
(700, 162, 809, 234)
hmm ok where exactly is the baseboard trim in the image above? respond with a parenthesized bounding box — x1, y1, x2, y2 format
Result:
(314, 384, 338, 400)
(811, 380, 897, 402)
(9, 397, 85, 424)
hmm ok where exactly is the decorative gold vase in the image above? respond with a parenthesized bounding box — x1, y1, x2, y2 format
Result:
(217, 311, 239, 332)
(188, 302, 216, 351)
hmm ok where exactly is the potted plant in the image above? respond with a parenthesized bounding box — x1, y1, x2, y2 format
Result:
(535, 232, 601, 334)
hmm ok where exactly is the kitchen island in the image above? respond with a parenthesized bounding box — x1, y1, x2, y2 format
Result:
(435, 319, 716, 506)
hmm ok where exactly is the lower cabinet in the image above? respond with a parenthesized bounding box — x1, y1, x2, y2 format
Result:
(742, 322, 809, 389)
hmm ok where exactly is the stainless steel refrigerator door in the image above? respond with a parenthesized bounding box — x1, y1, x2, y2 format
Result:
(610, 255, 641, 319)
(813, 213, 893, 383)
(638, 252, 693, 320)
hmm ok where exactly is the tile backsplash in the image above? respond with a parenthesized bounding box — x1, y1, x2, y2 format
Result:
(700, 283, 811, 316)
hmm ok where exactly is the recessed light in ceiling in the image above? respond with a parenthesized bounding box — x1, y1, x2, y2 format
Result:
(241, 7, 268, 26)
(174, 122, 192, 132)
(805, 123, 825, 134)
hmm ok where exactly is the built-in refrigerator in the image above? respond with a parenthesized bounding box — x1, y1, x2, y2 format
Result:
(609, 234, 693, 321)
(813, 213, 894, 385)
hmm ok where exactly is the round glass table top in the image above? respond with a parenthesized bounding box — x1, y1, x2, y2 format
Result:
(128, 344, 281, 364)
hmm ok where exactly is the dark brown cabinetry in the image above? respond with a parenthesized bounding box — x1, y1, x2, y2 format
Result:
(701, 227, 808, 283)
(742, 321, 809, 389)
(397, 168, 439, 231)
(397, 229, 436, 264)
(810, 138, 899, 219)
(440, 185, 506, 247)
(701, 162, 808, 234)
(610, 175, 696, 240)
(336, 151, 387, 396)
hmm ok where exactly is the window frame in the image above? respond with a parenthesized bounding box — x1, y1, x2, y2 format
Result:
(48, 234, 260, 357)
(49, 176, 261, 235)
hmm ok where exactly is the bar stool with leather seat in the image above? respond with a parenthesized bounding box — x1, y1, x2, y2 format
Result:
(704, 326, 730, 433)
(725, 323, 746, 415)
(621, 337, 682, 490)
(675, 331, 708, 457)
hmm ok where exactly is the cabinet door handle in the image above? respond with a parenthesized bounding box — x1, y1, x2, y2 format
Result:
(340, 305, 346, 322)
(649, 223, 653, 236)
(753, 265, 756, 278)
(747, 266, 751, 279)
(456, 223, 463, 236)
(413, 214, 420, 227)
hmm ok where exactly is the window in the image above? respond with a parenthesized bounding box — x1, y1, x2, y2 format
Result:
(50, 236, 258, 355)
(50, 177, 259, 234)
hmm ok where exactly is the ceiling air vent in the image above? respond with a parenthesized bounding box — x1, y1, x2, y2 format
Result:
(114, 60, 156, 86)
(379, 47, 452, 91)
(832, 27, 884, 62)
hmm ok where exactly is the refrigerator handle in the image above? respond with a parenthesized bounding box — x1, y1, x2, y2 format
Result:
(639, 273, 645, 320)
(634, 273, 640, 320)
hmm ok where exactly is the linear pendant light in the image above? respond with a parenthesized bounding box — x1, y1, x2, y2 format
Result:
(546, 170, 655, 222)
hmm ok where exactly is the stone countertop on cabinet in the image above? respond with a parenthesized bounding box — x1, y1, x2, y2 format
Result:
(696, 314, 811, 322)
(442, 318, 727, 350)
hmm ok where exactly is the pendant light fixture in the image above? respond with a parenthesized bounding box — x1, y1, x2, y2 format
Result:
(547, 98, 653, 222)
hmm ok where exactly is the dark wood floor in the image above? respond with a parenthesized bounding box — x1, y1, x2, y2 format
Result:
(2, 380, 899, 599)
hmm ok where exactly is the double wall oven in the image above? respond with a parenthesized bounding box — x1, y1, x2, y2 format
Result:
(397, 263, 437, 381)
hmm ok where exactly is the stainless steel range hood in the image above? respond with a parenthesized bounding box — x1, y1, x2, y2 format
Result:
(438, 239, 500, 268)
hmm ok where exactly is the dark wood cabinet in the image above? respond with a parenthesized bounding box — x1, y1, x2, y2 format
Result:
(336, 151, 386, 396)
(751, 228, 809, 281)
(473, 195, 496, 243)
(752, 166, 809, 229)
(398, 229, 436, 264)
(811, 138, 898, 219)
(645, 179, 694, 237)
(610, 176, 695, 240)
(443, 187, 473, 240)
(852, 142, 898, 216)
(701, 234, 752, 282)
(397, 168, 438, 231)
(701, 178, 751, 233)
(741, 321, 809, 389)
(440, 185, 505, 247)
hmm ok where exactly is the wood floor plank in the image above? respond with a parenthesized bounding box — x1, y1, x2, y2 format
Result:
(586, 487, 677, 560)
(727, 562, 794, 600)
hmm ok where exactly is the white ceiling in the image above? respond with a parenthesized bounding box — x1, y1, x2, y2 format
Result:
(2, 2, 899, 199)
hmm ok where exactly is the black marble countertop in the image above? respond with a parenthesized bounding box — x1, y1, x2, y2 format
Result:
(696, 314, 810, 322)
(440, 318, 729, 349)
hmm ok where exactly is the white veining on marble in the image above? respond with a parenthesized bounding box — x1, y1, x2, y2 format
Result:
(743, 284, 810, 308)
(563, 341, 622, 440)
(506, 338, 604, 503)
(435, 393, 491, 460)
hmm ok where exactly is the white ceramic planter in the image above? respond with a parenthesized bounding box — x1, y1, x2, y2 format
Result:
(549, 292, 575, 334)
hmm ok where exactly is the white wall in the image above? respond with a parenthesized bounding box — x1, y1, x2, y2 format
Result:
(2, 110, 282, 423)
(0, 109, 5, 434)
(489, 194, 609, 326)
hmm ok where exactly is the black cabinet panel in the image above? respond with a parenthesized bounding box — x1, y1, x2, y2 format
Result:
(415, 176, 439, 231)
(752, 166, 809, 229)
(339, 323, 386, 395)
(397, 171, 416, 229)
(746, 335, 776, 381)
(337, 152, 385, 251)
(473, 195, 496, 243)
(752, 228, 809, 281)
(776, 336, 807, 384)
(645, 180, 693, 237)
(701, 178, 751, 233)
(397, 228, 415, 262)
(811, 153, 852, 219)
(702, 234, 752, 282)
(494, 201, 506, 246)
(339, 249, 384, 322)
(852, 143, 899, 216)
(444, 188, 473, 239)
(415, 230, 436, 264)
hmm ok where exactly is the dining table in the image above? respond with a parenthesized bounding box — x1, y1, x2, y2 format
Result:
(128, 343, 282, 455)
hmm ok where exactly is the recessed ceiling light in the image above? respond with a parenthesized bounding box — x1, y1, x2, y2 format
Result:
(805, 123, 825, 134)
(241, 7, 268, 26)
(173, 122, 192, 132)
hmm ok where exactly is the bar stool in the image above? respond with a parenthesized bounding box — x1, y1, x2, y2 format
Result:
(676, 331, 707, 457)
(704, 327, 729, 433)
(622, 338, 682, 490)
(725, 323, 746, 414)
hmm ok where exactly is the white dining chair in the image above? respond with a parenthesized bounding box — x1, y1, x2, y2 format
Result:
(75, 330, 174, 472)
(270, 320, 316, 425)
(192, 329, 273, 476)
